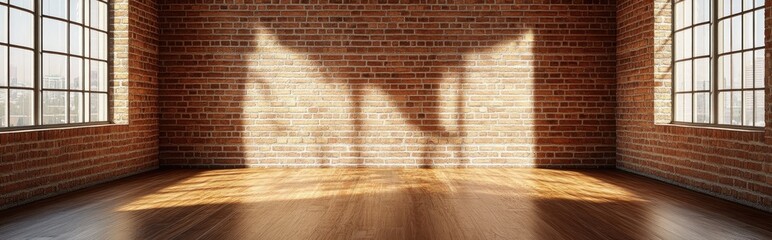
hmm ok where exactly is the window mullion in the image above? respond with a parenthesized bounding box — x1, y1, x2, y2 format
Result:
(34, 0, 41, 126)
(739, 3, 743, 125)
(672, 0, 676, 123)
(83, 0, 86, 124)
(66, 0, 71, 124)
(5, 3, 9, 128)
(691, 0, 695, 123)
(711, 0, 719, 124)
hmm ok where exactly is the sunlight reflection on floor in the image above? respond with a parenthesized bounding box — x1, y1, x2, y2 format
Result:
(117, 168, 644, 212)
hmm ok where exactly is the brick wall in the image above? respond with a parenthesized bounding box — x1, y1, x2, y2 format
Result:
(158, 0, 617, 168)
(0, 0, 159, 210)
(617, 0, 772, 211)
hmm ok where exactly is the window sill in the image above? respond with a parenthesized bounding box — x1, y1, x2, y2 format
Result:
(0, 122, 122, 134)
(658, 122, 766, 133)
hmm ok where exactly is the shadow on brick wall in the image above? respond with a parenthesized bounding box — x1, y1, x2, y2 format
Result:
(158, 0, 616, 168)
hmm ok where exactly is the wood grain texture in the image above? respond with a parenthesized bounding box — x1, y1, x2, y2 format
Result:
(0, 169, 770, 240)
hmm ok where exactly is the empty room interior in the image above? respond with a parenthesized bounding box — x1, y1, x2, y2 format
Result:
(1, 0, 771, 239)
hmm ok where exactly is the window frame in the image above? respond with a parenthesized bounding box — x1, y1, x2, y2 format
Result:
(0, 0, 111, 132)
(671, 0, 766, 130)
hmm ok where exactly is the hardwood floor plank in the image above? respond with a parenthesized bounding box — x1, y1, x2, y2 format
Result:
(0, 168, 770, 240)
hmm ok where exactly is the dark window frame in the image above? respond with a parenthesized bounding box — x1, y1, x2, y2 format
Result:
(671, 0, 766, 129)
(0, 0, 111, 132)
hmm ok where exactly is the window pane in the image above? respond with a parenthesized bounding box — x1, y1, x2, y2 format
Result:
(718, 56, 730, 89)
(693, 24, 709, 56)
(70, 24, 83, 56)
(683, 60, 692, 91)
(90, 93, 107, 122)
(683, 28, 692, 59)
(756, 0, 765, 8)
(0, 90, 6, 127)
(99, 32, 107, 60)
(743, 91, 754, 126)
(43, 0, 67, 19)
(731, 91, 742, 125)
(675, 93, 684, 121)
(70, 0, 83, 23)
(756, 91, 765, 127)
(70, 57, 83, 90)
(675, 61, 684, 91)
(43, 18, 68, 53)
(9, 0, 33, 10)
(83, 92, 89, 121)
(90, 0, 107, 31)
(9, 89, 33, 127)
(693, 58, 710, 91)
(755, 10, 764, 48)
(675, 1, 684, 29)
(70, 92, 82, 123)
(683, 93, 692, 122)
(719, 92, 731, 124)
(90, 60, 107, 92)
(694, 0, 709, 23)
(743, 13, 753, 50)
(83, 28, 90, 58)
(694, 92, 710, 123)
(83, 60, 90, 90)
(731, 16, 742, 52)
(90, 30, 107, 60)
(9, 47, 33, 88)
(743, 52, 754, 89)
(731, 53, 742, 89)
(43, 91, 67, 125)
(0, 7, 7, 43)
(720, 20, 731, 53)
(676, 93, 693, 123)
(99, 1, 107, 31)
(0, 46, 6, 87)
(755, 50, 764, 88)
(42, 54, 68, 89)
(9, 9, 33, 48)
(675, 31, 684, 60)
(684, 0, 693, 26)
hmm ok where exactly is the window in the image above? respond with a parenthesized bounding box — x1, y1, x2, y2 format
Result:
(673, 0, 765, 127)
(0, 0, 108, 129)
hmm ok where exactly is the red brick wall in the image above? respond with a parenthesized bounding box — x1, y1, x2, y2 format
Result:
(617, 0, 772, 211)
(0, 0, 159, 210)
(157, 0, 617, 168)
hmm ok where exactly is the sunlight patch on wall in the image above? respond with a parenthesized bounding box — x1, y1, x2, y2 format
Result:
(453, 30, 537, 165)
(232, 27, 541, 166)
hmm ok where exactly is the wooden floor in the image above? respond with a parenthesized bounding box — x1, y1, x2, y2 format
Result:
(0, 169, 770, 240)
